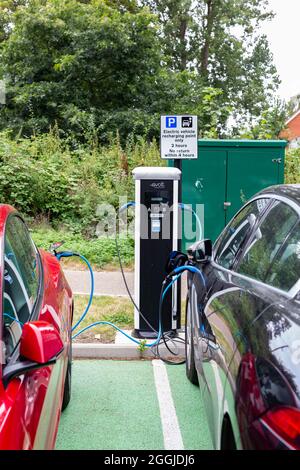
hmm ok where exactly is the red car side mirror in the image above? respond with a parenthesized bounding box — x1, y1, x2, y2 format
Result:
(20, 321, 64, 364)
(2, 322, 64, 388)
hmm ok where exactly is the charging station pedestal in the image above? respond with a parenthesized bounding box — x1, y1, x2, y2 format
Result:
(132, 167, 181, 339)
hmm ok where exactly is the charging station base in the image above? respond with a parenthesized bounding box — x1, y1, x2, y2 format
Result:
(131, 329, 178, 340)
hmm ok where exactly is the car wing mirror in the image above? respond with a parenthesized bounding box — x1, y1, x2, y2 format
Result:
(2, 321, 64, 388)
(247, 213, 257, 229)
(187, 239, 212, 264)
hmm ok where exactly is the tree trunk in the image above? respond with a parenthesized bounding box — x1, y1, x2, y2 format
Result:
(200, 0, 215, 77)
(179, 17, 188, 71)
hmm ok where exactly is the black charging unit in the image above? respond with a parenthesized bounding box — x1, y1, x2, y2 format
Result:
(132, 167, 181, 339)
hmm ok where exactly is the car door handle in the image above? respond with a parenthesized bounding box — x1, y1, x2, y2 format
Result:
(224, 202, 231, 209)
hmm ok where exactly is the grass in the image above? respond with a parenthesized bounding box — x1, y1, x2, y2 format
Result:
(72, 295, 134, 343)
(31, 222, 187, 343)
(72, 295, 187, 344)
(31, 223, 134, 270)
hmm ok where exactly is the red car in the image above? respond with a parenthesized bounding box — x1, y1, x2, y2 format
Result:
(0, 205, 73, 450)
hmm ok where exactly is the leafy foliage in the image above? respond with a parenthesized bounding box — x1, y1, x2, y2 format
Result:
(0, 129, 298, 268)
(141, 0, 282, 131)
(0, 0, 283, 139)
(285, 148, 300, 185)
(0, 0, 164, 139)
(237, 101, 287, 140)
(0, 129, 161, 231)
(31, 224, 134, 268)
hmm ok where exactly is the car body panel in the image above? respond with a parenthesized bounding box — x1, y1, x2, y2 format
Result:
(0, 205, 72, 450)
(188, 187, 300, 450)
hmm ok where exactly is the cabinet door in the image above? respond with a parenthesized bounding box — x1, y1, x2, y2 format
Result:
(182, 149, 227, 246)
(226, 149, 282, 223)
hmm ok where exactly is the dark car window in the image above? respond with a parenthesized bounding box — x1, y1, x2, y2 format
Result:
(237, 201, 299, 288)
(215, 198, 270, 270)
(3, 216, 40, 362)
(264, 222, 300, 292)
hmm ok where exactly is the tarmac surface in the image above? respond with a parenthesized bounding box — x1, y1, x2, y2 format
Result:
(65, 270, 188, 298)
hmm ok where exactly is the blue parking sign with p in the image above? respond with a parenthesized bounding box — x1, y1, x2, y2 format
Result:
(166, 116, 177, 128)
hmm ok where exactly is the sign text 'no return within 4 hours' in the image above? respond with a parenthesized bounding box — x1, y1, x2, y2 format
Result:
(160, 115, 198, 160)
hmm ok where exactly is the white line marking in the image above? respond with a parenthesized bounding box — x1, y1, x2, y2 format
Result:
(152, 360, 184, 450)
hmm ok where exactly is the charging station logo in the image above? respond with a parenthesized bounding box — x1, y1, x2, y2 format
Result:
(166, 116, 177, 128)
(150, 182, 165, 189)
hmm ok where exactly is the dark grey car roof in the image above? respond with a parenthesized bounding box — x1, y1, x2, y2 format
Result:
(257, 184, 300, 206)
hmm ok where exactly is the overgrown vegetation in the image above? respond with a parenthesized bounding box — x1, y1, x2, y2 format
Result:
(0, 130, 159, 268)
(72, 295, 134, 343)
(0, 130, 161, 231)
(285, 148, 300, 184)
(31, 224, 134, 268)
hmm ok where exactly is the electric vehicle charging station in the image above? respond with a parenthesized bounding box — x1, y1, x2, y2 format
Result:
(54, 114, 202, 354)
(132, 167, 181, 339)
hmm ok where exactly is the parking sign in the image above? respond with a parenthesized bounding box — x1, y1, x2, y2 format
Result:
(161, 115, 198, 160)
(166, 116, 177, 128)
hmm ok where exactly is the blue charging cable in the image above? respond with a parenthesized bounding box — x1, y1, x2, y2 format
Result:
(54, 200, 207, 348)
(72, 273, 182, 347)
(5, 243, 207, 353)
(119, 202, 136, 213)
(4, 313, 24, 326)
(169, 265, 207, 291)
(67, 260, 206, 347)
(55, 252, 95, 333)
(54, 249, 187, 348)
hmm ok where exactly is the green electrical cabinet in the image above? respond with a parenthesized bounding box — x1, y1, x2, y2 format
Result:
(175, 139, 287, 250)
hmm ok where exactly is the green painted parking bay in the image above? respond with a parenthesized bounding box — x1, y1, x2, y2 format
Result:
(56, 360, 213, 450)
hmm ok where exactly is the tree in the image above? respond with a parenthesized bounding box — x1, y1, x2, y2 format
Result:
(237, 100, 287, 140)
(287, 94, 300, 118)
(141, 0, 198, 72)
(104, 0, 139, 12)
(0, 0, 163, 137)
(0, 0, 282, 140)
(141, 0, 280, 128)
(0, 0, 27, 42)
(0, 0, 228, 140)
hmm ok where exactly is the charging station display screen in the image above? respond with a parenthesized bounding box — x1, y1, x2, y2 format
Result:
(151, 197, 164, 202)
(145, 191, 170, 206)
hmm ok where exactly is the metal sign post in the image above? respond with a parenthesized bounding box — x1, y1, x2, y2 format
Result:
(160, 114, 199, 249)
(159, 115, 198, 333)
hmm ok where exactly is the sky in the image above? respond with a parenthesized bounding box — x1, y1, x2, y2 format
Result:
(262, 0, 300, 102)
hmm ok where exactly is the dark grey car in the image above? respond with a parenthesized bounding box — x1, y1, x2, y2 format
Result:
(185, 185, 300, 450)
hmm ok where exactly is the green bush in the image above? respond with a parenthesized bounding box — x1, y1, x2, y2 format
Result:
(0, 130, 162, 233)
(285, 148, 300, 184)
(31, 224, 134, 268)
